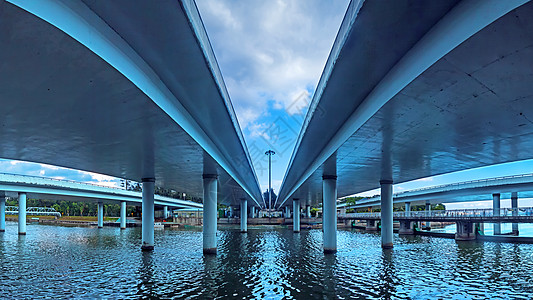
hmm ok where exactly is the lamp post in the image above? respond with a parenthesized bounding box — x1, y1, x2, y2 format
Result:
(265, 150, 275, 218)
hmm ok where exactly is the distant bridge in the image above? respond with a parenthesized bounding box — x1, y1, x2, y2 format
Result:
(5, 206, 61, 217)
(340, 208, 533, 223)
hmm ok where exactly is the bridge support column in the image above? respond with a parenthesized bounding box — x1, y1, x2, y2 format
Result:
(306, 205, 311, 218)
(285, 206, 290, 218)
(405, 202, 411, 217)
(163, 206, 168, 219)
(455, 221, 476, 241)
(399, 220, 414, 235)
(203, 174, 218, 255)
(141, 178, 155, 251)
(366, 219, 378, 231)
(424, 202, 431, 228)
(293, 199, 300, 233)
(0, 197, 5, 232)
(97, 202, 104, 228)
(240, 199, 247, 233)
(511, 192, 519, 235)
(493, 193, 501, 235)
(323, 175, 337, 253)
(380, 180, 393, 249)
(18, 192, 26, 235)
(250, 206, 255, 219)
(229, 206, 234, 218)
(120, 201, 127, 230)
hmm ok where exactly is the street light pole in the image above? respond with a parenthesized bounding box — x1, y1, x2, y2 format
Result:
(265, 150, 275, 218)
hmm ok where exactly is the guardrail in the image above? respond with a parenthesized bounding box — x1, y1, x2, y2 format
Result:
(342, 208, 533, 219)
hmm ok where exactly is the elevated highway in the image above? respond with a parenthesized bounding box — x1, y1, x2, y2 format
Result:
(276, 0, 533, 251)
(0, 0, 261, 251)
(348, 173, 533, 208)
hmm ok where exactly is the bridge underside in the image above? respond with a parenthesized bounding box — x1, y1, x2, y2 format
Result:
(0, 1, 262, 207)
(279, 1, 533, 208)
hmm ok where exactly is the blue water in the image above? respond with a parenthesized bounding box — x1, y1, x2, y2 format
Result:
(0, 221, 532, 299)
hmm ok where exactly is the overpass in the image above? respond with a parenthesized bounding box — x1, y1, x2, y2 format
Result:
(0, 172, 202, 235)
(345, 173, 533, 207)
(0, 0, 261, 252)
(276, 0, 533, 252)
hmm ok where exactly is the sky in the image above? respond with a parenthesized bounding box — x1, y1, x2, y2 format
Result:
(3, 1, 533, 210)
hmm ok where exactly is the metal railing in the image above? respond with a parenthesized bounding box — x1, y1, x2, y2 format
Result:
(5, 206, 61, 217)
(342, 207, 533, 219)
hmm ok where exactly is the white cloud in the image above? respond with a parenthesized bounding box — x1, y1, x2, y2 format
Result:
(197, 0, 350, 129)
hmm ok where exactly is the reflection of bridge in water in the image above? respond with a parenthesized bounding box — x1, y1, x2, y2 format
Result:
(5, 206, 61, 217)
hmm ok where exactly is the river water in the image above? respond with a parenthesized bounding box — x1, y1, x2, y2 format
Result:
(0, 221, 532, 299)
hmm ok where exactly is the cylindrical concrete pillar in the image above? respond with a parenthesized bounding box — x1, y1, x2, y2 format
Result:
(405, 202, 411, 217)
(285, 206, 290, 218)
(380, 180, 393, 249)
(306, 205, 311, 218)
(203, 174, 218, 255)
(323, 175, 337, 253)
(163, 206, 168, 219)
(293, 199, 300, 233)
(425, 202, 431, 228)
(18, 192, 27, 235)
(0, 197, 5, 232)
(229, 206, 234, 218)
(141, 178, 155, 251)
(511, 192, 519, 235)
(493, 193, 501, 235)
(240, 199, 247, 233)
(120, 201, 127, 230)
(97, 202, 104, 228)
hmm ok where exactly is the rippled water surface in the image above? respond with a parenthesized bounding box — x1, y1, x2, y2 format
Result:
(1, 221, 532, 299)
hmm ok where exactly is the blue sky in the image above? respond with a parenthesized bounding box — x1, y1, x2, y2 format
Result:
(4, 1, 533, 209)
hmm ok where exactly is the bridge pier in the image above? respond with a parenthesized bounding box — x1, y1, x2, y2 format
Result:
(455, 221, 476, 241)
(293, 198, 300, 233)
(366, 219, 378, 231)
(203, 174, 218, 255)
(323, 175, 337, 253)
(0, 197, 5, 232)
(424, 202, 431, 229)
(18, 192, 26, 235)
(229, 206, 234, 218)
(306, 205, 311, 218)
(163, 206, 168, 219)
(399, 220, 414, 235)
(240, 198, 247, 233)
(141, 178, 155, 251)
(493, 193, 501, 235)
(285, 206, 290, 218)
(380, 180, 393, 249)
(120, 201, 126, 229)
(405, 202, 411, 216)
(97, 202, 104, 228)
(512, 192, 519, 235)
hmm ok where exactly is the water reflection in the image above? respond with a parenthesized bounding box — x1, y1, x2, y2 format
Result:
(137, 252, 155, 298)
(0, 223, 532, 299)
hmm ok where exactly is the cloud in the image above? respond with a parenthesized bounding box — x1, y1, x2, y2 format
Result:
(197, 0, 350, 129)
